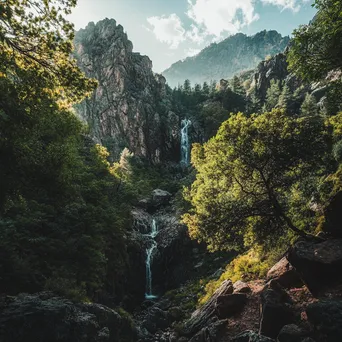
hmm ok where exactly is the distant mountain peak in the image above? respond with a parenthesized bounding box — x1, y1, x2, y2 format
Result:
(162, 30, 290, 88)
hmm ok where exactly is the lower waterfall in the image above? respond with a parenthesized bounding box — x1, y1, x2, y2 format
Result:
(145, 219, 158, 299)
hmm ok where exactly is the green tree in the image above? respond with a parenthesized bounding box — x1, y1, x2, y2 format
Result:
(278, 84, 292, 111)
(0, 0, 129, 301)
(247, 87, 261, 114)
(202, 82, 210, 95)
(288, 0, 342, 82)
(183, 110, 328, 251)
(231, 76, 245, 97)
(184, 79, 192, 95)
(300, 93, 318, 116)
(264, 80, 281, 111)
(0, 0, 96, 104)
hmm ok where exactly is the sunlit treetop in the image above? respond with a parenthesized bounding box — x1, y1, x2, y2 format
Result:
(0, 0, 96, 104)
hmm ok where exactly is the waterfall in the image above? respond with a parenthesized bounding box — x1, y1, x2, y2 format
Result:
(181, 118, 191, 165)
(145, 219, 158, 299)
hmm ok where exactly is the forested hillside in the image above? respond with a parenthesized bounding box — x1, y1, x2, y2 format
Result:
(1, 1, 342, 342)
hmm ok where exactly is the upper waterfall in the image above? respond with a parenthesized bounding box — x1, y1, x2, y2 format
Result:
(181, 119, 191, 166)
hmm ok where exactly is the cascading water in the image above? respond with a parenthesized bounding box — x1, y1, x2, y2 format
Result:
(145, 219, 158, 299)
(181, 119, 191, 165)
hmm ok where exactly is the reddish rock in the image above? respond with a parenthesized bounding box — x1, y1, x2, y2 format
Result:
(233, 280, 251, 294)
(267, 257, 303, 289)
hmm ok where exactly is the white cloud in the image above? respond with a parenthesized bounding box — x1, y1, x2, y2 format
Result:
(187, 0, 259, 40)
(146, 14, 186, 49)
(186, 48, 201, 57)
(261, 0, 303, 12)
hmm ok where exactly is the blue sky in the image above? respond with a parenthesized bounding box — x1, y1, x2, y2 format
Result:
(69, 0, 316, 72)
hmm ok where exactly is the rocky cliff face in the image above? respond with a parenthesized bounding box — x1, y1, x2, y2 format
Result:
(74, 19, 179, 162)
(162, 30, 290, 87)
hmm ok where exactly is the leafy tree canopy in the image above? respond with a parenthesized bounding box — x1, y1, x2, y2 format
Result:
(183, 109, 331, 252)
(0, 0, 96, 104)
(288, 0, 342, 82)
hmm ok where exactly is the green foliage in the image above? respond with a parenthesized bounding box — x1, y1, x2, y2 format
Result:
(116, 156, 182, 200)
(288, 0, 342, 82)
(300, 93, 318, 116)
(231, 76, 246, 97)
(199, 244, 287, 305)
(264, 79, 281, 111)
(183, 109, 330, 252)
(0, 0, 96, 104)
(333, 140, 342, 163)
(0, 0, 129, 302)
(278, 84, 292, 111)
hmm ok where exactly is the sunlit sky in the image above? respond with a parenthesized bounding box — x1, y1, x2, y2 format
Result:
(69, 0, 316, 73)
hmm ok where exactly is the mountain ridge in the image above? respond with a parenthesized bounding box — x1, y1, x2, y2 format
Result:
(162, 30, 290, 87)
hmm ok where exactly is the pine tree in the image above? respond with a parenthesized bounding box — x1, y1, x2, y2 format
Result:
(194, 83, 202, 94)
(278, 84, 292, 111)
(264, 79, 281, 111)
(300, 93, 318, 116)
(184, 79, 192, 95)
(202, 82, 210, 95)
(231, 76, 245, 97)
(247, 88, 261, 114)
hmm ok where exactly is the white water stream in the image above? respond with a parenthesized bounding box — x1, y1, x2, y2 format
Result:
(181, 119, 191, 166)
(145, 219, 158, 299)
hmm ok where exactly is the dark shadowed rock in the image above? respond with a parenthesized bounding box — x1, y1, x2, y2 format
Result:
(182, 280, 233, 337)
(188, 317, 227, 342)
(132, 208, 152, 234)
(215, 293, 247, 318)
(0, 292, 136, 342)
(231, 330, 275, 342)
(277, 324, 306, 342)
(306, 300, 342, 342)
(259, 287, 295, 339)
(287, 238, 342, 294)
(142, 306, 170, 334)
(151, 189, 172, 208)
(233, 280, 251, 294)
(267, 257, 303, 289)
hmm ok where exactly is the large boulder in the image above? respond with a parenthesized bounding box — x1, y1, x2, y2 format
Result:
(267, 257, 302, 289)
(277, 324, 306, 342)
(233, 280, 251, 294)
(137, 189, 172, 212)
(259, 287, 295, 339)
(188, 317, 227, 342)
(142, 306, 170, 334)
(151, 189, 172, 207)
(0, 292, 136, 342)
(231, 330, 275, 342)
(306, 300, 342, 342)
(287, 238, 342, 294)
(182, 280, 233, 337)
(215, 293, 247, 318)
